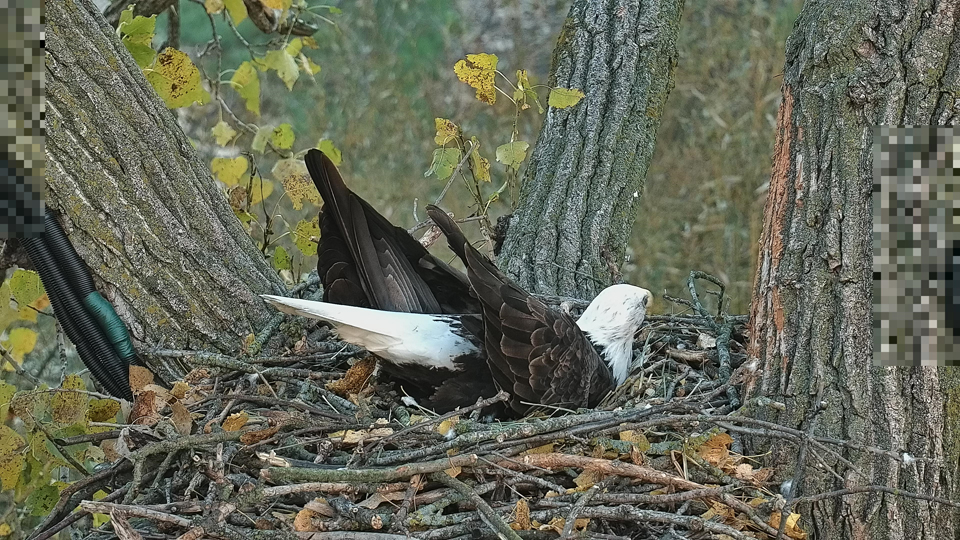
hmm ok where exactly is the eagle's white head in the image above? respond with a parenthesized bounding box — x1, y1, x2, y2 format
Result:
(575, 284, 652, 386)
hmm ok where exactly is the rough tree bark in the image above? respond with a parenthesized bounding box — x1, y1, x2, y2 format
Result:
(746, 1, 960, 538)
(498, 0, 683, 299)
(46, 0, 285, 363)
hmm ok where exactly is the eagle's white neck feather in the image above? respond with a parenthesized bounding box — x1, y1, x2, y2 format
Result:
(575, 284, 651, 386)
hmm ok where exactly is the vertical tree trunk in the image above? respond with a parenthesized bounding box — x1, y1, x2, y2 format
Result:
(498, 0, 683, 299)
(747, 1, 960, 538)
(46, 0, 285, 362)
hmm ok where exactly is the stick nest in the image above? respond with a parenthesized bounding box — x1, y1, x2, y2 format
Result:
(35, 276, 806, 540)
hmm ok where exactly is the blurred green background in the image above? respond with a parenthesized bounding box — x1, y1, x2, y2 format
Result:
(177, 0, 803, 315)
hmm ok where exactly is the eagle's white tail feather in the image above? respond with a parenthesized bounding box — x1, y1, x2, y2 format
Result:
(261, 295, 477, 370)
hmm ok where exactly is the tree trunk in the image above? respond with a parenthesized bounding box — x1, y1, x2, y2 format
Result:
(46, 0, 285, 370)
(497, 0, 683, 299)
(746, 1, 960, 538)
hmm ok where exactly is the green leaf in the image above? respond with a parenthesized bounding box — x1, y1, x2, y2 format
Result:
(273, 246, 291, 271)
(516, 70, 544, 113)
(0, 424, 25, 490)
(548, 87, 585, 109)
(256, 50, 300, 91)
(117, 7, 157, 68)
(145, 48, 210, 108)
(293, 218, 320, 256)
(251, 125, 272, 153)
(211, 156, 248, 186)
(271, 123, 295, 150)
(25, 483, 60, 516)
(9, 269, 43, 308)
(223, 0, 247, 25)
(425, 148, 462, 180)
(211, 121, 237, 146)
(317, 139, 342, 165)
(496, 141, 530, 169)
(231, 61, 260, 116)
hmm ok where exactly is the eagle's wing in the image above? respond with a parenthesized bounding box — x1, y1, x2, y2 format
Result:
(426, 205, 613, 415)
(306, 149, 477, 314)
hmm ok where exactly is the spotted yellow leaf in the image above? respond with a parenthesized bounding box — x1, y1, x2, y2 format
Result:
(434, 118, 460, 145)
(317, 139, 341, 165)
(223, 411, 249, 431)
(274, 158, 319, 210)
(271, 123, 295, 150)
(146, 48, 210, 108)
(454, 53, 499, 105)
(293, 218, 320, 256)
(0, 425, 25, 490)
(52, 374, 87, 426)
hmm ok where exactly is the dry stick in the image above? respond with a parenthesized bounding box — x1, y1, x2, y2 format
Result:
(262, 481, 408, 498)
(79, 500, 192, 528)
(529, 505, 753, 540)
(427, 472, 522, 540)
(391, 474, 423, 534)
(262, 453, 478, 483)
(500, 453, 706, 492)
(559, 483, 600, 538)
(364, 390, 509, 457)
(477, 455, 566, 494)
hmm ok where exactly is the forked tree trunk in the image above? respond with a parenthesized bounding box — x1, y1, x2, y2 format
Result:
(46, 0, 284, 366)
(498, 0, 684, 299)
(746, 1, 960, 538)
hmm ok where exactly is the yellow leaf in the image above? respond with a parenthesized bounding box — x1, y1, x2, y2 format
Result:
(118, 8, 157, 68)
(87, 398, 120, 422)
(0, 425, 25, 490)
(0, 523, 12, 535)
(619, 429, 651, 452)
(293, 218, 320, 256)
(299, 54, 321, 78)
(231, 61, 260, 115)
(469, 137, 491, 182)
(9, 269, 44, 308)
(243, 177, 274, 205)
(285, 38, 303, 57)
(521, 443, 554, 455)
(260, 0, 291, 9)
(52, 374, 87, 426)
(548, 87, 585, 109)
(223, 411, 249, 431)
(434, 118, 460, 145)
(454, 53, 499, 105)
(273, 246, 291, 271)
(317, 139, 341, 165)
(223, 0, 247, 25)
(3, 327, 36, 364)
(204, 0, 224, 13)
(436, 416, 460, 437)
(573, 469, 599, 490)
(171, 381, 190, 400)
(211, 156, 249, 186)
(274, 159, 319, 211)
(211, 121, 237, 146)
(146, 48, 210, 108)
(271, 123, 295, 149)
